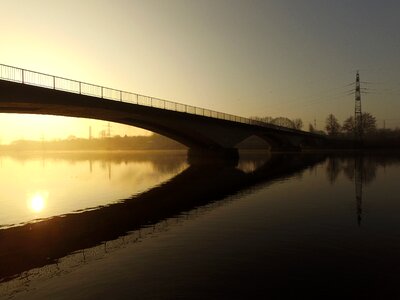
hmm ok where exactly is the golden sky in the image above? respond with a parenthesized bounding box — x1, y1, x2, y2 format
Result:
(1, 0, 400, 143)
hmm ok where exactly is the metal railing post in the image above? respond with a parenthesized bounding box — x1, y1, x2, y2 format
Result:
(22, 69, 24, 84)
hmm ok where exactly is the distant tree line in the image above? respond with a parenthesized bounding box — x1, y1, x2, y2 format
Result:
(321, 112, 377, 137)
(250, 116, 303, 130)
(0, 134, 186, 151)
(239, 113, 400, 148)
(306, 112, 400, 148)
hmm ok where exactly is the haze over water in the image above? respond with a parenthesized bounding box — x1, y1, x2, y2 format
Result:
(1, 150, 400, 298)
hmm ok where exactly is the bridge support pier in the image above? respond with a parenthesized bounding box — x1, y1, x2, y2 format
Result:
(187, 148, 239, 165)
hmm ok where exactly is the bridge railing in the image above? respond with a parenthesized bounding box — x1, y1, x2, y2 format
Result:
(0, 63, 313, 135)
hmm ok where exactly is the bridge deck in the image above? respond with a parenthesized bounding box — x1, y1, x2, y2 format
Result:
(0, 63, 315, 136)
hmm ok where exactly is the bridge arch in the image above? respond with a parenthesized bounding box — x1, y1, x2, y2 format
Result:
(0, 80, 251, 151)
(0, 77, 325, 158)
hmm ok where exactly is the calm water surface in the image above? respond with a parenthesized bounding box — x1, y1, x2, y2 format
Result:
(1, 151, 400, 299)
(0, 151, 187, 228)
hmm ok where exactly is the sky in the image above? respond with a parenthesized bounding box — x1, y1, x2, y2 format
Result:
(0, 0, 400, 143)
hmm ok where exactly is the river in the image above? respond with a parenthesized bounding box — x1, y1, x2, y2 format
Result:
(1, 150, 400, 299)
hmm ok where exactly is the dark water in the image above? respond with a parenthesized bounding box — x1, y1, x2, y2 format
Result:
(1, 151, 400, 299)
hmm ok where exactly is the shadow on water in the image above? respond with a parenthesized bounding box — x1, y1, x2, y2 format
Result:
(0, 152, 325, 283)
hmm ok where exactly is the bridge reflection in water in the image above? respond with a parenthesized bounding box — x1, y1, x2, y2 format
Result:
(2, 153, 400, 299)
(0, 152, 324, 284)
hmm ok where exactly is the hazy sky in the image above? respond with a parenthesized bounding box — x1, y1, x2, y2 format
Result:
(1, 0, 400, 143)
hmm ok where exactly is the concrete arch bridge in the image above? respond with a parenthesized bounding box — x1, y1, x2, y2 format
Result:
(0, 64, 325, 160)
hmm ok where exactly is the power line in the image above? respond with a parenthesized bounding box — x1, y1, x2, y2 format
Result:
(282, 92, 350, 114)
(268, 86, 351, 112)
(260, 72, 397, 118)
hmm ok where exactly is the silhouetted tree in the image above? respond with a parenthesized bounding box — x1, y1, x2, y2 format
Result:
(309, 123, 315, 133)
(292, 118, 303, 130)
(250, 116, 304, 130)
(325, 114, 341, 136)
(342, 116, 355, 134)
(271, 117, 295, 128)
(362, 112, 377, 134)
(249, 116, 273, 123)
(342, 113, 376, 135)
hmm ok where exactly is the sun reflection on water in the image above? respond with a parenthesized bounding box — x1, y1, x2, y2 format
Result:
(28, 192, 47, 213)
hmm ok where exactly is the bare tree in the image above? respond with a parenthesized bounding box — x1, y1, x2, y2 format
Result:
(292, 118, 303, 130)
(271, 117, 295, 128)
(342, 113, 376, 135)
(249, 116, 273, 123)
(342, 116, 355, 134)
(362, 112, 377, 133)
(325, 114, 341, 136)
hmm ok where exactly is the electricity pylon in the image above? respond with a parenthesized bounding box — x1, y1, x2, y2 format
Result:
(354, 71, 363, 141)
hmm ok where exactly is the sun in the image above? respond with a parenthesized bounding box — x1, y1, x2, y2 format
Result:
(29, 193, 46, 213)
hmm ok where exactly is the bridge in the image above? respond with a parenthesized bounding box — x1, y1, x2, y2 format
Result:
(0, 64, 324, 160)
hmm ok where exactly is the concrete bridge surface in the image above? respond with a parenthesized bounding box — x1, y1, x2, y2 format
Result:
(0, 64, 325, 160)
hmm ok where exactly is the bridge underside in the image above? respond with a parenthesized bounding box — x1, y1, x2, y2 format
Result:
(0, 80, 323, 160)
